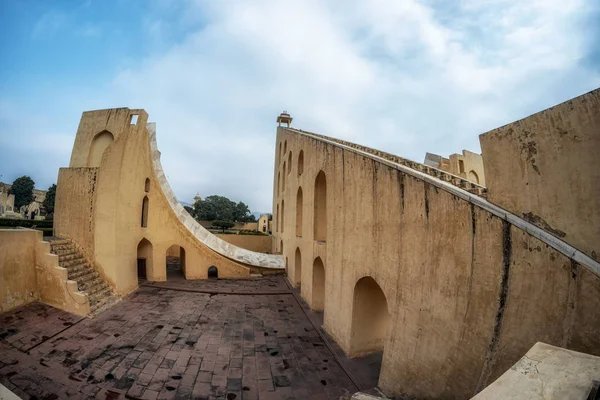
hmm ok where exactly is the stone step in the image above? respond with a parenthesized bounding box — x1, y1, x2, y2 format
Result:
(57, 252, 80, 261)
(89, 297, 121, 318)
(47, 239, 69, 246)
(84, 281, 109, 297)
(88, 287, 112, 304)
(60, 257, 86, 268)
(65, 262, 90, 274)
(70, 269, 98, 282)
(52, 244, 75, 251)
(78, 277, 104, 292)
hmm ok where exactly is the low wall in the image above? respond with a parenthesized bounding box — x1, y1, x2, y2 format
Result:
(215, 234, 272, 253)
(0, 230, 39, 312)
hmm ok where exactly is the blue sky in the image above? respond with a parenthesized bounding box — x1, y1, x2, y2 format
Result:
(1, 0, 599, 213)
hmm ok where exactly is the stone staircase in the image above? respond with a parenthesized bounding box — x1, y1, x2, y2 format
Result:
(47, 237, 120, 318)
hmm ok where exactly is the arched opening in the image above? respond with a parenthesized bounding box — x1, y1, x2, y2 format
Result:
(87, 130, 114, 167)
(296, 187, 303, 236)
(275, 203, 279, 232)
(297, 150, 304, 176)
(282, 162, 286, 192)
(141, 196, 149, 228)
(287, 152, 292, 174)
(136, 238, 153, 280)
(277, 171, 280, 195)
(468, 170, 480, 184)
(284, 140, 287, 155)
(350, 277, 389, 356)
(280, 240, 284, 255)
(294, 247, 302, 287)
(281, 200, 285, 233)
(145, 178, 150, 192)
(166, 245, 185, 280)
(279, 142, 282, 164)
(208, 266, 218, 279)
(314, 171, 327, 242)
(312, 257, 325, 311)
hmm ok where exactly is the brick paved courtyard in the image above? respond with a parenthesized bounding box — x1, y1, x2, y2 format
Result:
(0, 276, 382, 399)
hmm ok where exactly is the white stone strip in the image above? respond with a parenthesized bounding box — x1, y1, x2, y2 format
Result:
(290, 128, 600, 277)
(147, 123, 283, 270)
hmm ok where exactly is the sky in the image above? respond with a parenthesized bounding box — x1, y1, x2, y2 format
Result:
(1, 0, 599, 213)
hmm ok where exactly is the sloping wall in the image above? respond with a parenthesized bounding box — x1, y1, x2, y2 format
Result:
(55, 108, 284, 297)
(273, 123, 600, 399)
(480, 88, 600, 261)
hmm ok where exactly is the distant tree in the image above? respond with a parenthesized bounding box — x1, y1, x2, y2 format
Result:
(212, 220, 234, 232)
(193, 195, 255, 222)
(42, 184, 57, 216)
(10, 176, 34, 209)
(183, 205, 194, 215)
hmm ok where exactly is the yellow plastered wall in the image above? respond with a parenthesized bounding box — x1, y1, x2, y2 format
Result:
(0, 230, 39, 312)
(272, 127, 600, 399)
(480, 88, 600, 261)
(56, 109, 259, 298)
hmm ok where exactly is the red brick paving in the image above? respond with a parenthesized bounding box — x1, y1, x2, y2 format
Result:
(0, 276, 381, 400)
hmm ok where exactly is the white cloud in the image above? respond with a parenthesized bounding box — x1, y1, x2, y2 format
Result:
(4, 0, 599, 212)
(31, 11, 66, 38)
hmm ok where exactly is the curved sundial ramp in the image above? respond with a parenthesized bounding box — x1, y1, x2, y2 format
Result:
(148, 122, 284, 271)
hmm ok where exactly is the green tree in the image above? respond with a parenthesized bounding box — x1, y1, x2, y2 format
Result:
(42, 184, 57, 215)
(183, 205, 194, 215)
(193, 195, 233, 221)
(212, 220, 234, 232)
(234, 201, 256, 222)
(10, 176, 34, 209)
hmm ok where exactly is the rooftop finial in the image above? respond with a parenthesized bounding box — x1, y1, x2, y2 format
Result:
(277, 111, 293, 127)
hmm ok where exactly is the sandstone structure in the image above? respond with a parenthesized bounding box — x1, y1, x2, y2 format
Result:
(1, 89, 598, 399)
(425, 149, 486, 185)
(0, 182, 46, 219)
(53, 108, 284, 302)
(273, 89, 600, 399)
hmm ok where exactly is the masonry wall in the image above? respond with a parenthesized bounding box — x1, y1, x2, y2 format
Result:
(480, 88, 600, 261)
(56, 109, 271, 297)
(273, 127, 600, 399)
(215, 234, 272, 253)
(0, 230, 39, 312)
(55, 168, 98, 259)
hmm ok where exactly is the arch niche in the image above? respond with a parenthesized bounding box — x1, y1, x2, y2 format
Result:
(314, 171, 327, 241)
(141, 196, 149, 228)
(287, 151, 292, 174)
(136, 238, 153, 280)
(281, 200, 285, 233)
(208, 266, 218, 279)
(87, 130, 114, 167)
(312, 257, 325, 311)
(350, 276, 389, 356)
(294, 247, 302, 287)
(296, 187, 303, 236)
(166, 245, 186, 279)
(297, 150, 304, 176)
(468, 170, 480, 184)
(282, 162, 286, 192)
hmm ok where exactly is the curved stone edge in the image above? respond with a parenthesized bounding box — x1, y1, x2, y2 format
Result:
(291, 128, 600, 278)
(147, 123, 284, 270)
